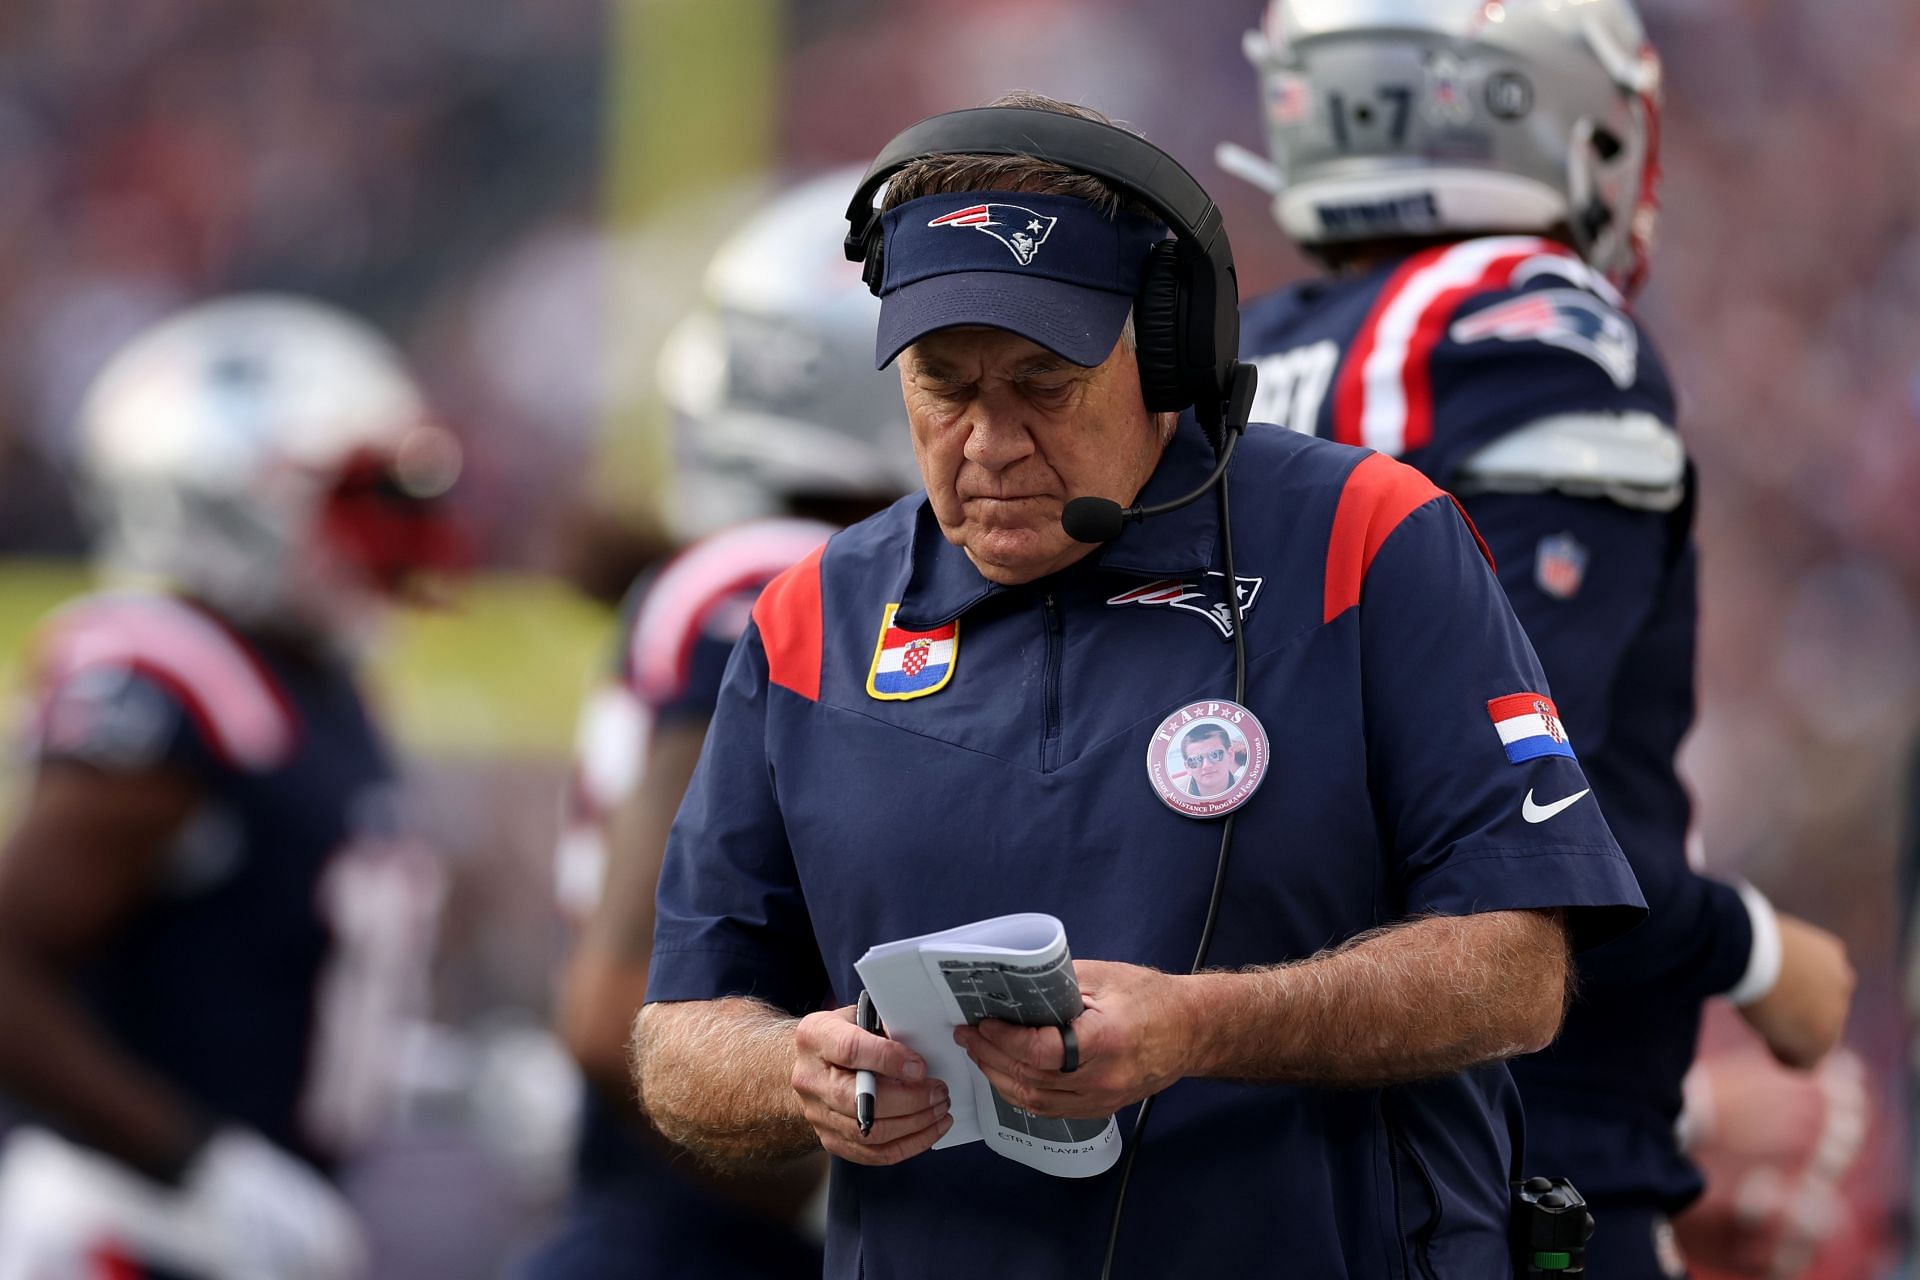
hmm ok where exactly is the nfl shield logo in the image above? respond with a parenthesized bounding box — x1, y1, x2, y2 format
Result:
(866, 604, 958, 701)
(1535, 532, 1588, 601)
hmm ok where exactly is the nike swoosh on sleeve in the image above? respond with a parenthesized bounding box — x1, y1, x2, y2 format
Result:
(1521, 788, 1591, 823)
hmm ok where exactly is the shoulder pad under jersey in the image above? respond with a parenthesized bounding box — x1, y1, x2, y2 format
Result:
(1453, 410, 1687, 511)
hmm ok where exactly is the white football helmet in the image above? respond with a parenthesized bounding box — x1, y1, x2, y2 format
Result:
(1235, 0, 1663, 293)
(659, 168, 919, 534)
(77, 295, 465, 643)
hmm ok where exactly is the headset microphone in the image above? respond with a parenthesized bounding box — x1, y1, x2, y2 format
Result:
(1060, 356, 1255, 545)
(1061, 415, 1247, 544)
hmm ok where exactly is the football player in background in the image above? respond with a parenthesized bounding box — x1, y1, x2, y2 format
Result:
(0, 297, 462, 1279)
(521, 170, 916, 1278)
(1224, 3, 1855, 1275)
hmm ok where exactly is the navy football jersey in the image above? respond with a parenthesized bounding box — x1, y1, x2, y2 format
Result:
(539, 519, 830, 1279)
(22, 593, 439, 1169)
(1243, 236, 1758, 1210)
(556, 517, 839, 948)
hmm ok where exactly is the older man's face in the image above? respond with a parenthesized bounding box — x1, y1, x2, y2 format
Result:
(901, 326, 1168, 586)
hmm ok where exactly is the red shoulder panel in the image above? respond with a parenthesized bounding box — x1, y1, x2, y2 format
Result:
(751, 545, 826, 702)
(1322, 452, 1446, 624)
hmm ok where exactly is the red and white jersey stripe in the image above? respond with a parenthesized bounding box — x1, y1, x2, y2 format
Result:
(32, 594, 297, 771)
(626, 517, 836, 708)
(1333, 236, 1581, 457)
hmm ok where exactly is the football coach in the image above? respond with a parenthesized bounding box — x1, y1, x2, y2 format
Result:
(631, 94, 1646, 1278)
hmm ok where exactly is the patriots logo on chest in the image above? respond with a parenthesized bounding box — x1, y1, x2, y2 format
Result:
(1106, 572, 1263, 640)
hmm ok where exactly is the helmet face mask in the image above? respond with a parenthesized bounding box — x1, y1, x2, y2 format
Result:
(1245, 0, 1661, 292)
(313, 435, 468, 597)
(78, 296, 466, 648)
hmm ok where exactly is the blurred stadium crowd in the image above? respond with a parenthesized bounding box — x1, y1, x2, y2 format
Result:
(0, 0, 1913, 1273)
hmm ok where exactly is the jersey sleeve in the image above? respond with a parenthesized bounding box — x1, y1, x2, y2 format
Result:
(1462, 491, 1757, 996)
(612, 569, 746, 725)
(1352, 477, 1646, 949)
(620, 520, 836, 723)
(23, 597, 295, 781)
(1580, 839, 1756, 998)
(29, 663, 218, 778)
(1458, 492, 1665, 754)
(644, 621, 829, 1014)
(554, 571, 748, 919)
(1420, 275, 1678, 488)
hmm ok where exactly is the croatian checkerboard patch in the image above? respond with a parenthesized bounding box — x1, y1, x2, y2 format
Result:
(866, 604, 958, 701)
(1487, 692, 1575, 763)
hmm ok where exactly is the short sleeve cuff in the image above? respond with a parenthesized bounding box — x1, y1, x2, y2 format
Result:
(1723, 881, 1782, 1007)
(645, 944, 819, 1017)
(1691, 874, 1757, 996)
(1405, 844, 1648, 951)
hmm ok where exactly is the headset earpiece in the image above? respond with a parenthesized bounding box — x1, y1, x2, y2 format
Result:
(859, 226, 886, 295)
(1134, 240, 1188, 416)
(845, 107, 1255, 444)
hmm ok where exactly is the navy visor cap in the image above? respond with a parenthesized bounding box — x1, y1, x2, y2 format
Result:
(873, 191, 1166, 369)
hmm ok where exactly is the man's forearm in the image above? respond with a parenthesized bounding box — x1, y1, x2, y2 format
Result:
(631, 996, 818, 1167)
(1184, 909, 1570, 1088)
(0, 953, 206, 1178)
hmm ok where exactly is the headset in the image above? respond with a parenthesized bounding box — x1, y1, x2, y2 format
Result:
(844, 107, 1258, 1279)
(842, 106, 1257, 451)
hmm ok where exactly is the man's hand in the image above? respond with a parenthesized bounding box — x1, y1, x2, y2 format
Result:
(792, 1006, 951, 1165)
(1737, 913, 1854, 1070)
(953, 960, 1193, 1119)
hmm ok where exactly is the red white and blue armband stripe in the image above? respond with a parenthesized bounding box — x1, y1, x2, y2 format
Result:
(1487, 692, 1576, 764)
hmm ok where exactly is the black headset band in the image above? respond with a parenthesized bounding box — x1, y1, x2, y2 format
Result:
(842, 108, 1228, 262)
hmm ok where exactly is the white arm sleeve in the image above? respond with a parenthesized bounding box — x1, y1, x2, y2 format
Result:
(1725, 879, 1784, 1006)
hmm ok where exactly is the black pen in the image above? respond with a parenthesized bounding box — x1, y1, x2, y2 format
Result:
(855, 990, 881, 1137)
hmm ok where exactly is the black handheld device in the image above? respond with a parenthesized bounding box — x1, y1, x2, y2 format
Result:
(1511, 1176, 1596, 1276)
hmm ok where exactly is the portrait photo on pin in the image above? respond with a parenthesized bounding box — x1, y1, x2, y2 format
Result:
(1144, 698, 1270, 819)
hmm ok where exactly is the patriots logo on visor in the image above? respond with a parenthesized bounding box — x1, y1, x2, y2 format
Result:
(927, 203, 1059, 266)
(1449, 288, 1638, 388)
